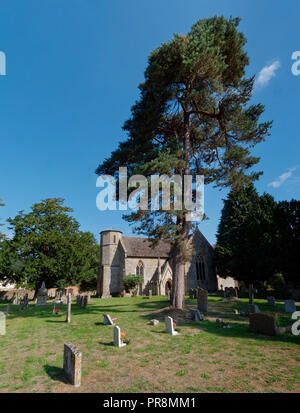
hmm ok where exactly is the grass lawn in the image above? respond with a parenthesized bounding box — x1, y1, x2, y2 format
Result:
(0, 295, 299, 393)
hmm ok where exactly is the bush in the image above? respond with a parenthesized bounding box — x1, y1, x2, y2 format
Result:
(123, 274, 143, 293)
(266, 273, 290, 298)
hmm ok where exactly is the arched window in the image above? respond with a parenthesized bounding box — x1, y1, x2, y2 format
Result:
(136, 260, 144, 278)
(195, 254, 206, 281)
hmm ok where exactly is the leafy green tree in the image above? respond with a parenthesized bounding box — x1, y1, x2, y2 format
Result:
(96, 16, 272, 308)
(0, 198, 99, 290)
(214, 184, 278, 284)
(274, 200, 300, 283)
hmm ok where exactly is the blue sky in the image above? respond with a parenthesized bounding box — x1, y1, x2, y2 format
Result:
(0, 0, 299, 245)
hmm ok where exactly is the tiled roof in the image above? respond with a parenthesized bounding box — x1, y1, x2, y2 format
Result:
(121, 236, 172, 258)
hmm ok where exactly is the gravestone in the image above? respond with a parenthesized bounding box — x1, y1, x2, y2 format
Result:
(22, 294, 29, 310)
(148, 290, 152, 298)
(241, 303, 260, 316)
(165, 316, 179, 336)
(66, 293, 71, 323)
(0, 312, 5, 335)
(267, 296, 276, 306)
(149, 319, 159, 326)
(36, 282, 48, 306)
(189, 308, 204, 321)
(63, 343, 82, 387)
(76, 295, 81, 306)
(6, 304, 10, 316)
(197, 288, 208, 312)
(248, 284, 257, 305)
(83, 296, 88, 308)
(113, 325, 126, 347)
(103, 313, 115, 326)
(167, 291, 171, 301)
(285, 300, 296, 313)
(249, 312, 290, 336)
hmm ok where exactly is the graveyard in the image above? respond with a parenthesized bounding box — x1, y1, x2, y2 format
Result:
(0, 294, 299, 393)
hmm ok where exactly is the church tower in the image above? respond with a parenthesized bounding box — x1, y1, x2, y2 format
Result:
(97, 229, 123, 297)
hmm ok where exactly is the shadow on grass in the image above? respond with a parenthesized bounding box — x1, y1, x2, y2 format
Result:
(43, 365, 68, 384)
(98, 341, 114, 347)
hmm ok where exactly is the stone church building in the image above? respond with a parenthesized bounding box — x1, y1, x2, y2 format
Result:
(97, 228, 220, 298)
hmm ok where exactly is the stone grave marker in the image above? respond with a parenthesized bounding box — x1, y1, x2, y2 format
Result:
(6, 304, 10, 316)
(241, 303, 260, 316)
(36, 281, 48, 306)
(63, 343, 82, 387)
(113, 325, 126, 347)
(165, 316, 179, 336)
(76, 295, 81, 306)
(197, 288, 208, 312)
(267, 296, 276, 306)
(66, 293, 71, 323)
(285, 299, 296, 313)
(189, 308, 204, 321)
(83, 296, 88, 308)
(148, 289, 152, 298)
(249, 312, 291, 336)
(103, 313, 115, 326)
(248, 284, 257, 305)
(0, 312, 5, 335)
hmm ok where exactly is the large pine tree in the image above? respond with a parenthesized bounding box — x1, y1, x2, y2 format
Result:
(96, 16, 272, 309)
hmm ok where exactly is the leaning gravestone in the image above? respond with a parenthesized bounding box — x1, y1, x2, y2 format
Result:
(165, 316, 179, 336)
(103, 313, 115, 326)
(249, 312, 290, 336)
(113, 325, 126, 347)
(63, 343, 82, 387)
(0, 312, 5, 335)
(267, 296, 276, 306)
(285, 300, 296, 313)
(197, 288, 208, 312)
(36, 282, 48, 306)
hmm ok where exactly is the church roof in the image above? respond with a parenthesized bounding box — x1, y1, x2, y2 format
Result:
(121, 236, 172, 258)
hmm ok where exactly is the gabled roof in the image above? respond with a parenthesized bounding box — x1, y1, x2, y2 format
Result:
(121, 236, 172, 258)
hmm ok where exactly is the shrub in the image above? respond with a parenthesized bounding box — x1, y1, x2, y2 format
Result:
(123, 274, 143, 293)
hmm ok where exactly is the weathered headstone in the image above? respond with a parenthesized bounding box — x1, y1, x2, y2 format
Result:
(6, 304, 10, 316)
(63, 343, 82, 387)
(83, 295, 88, 308)
(66, 293, 71, 323)
(103, 313, 115, 326)
(241, 303, 260, 316)
(197, 288, 208, 312)
(36, 282, 48, 306)
(149, 319, 159, 326)
(267, 296, 276, 306)
(249, 312, 290, 336)
(76, 295, 81, 306)
(248, 284, 257, 305)
(0, 312, 5, 335)
(285, 299, 296, 313)
(148, 290, 152, 298)
(113, 325, 126, 347)
(165, 316, 179, 336)
(167, 291, 171, 301)
(189, 308, 204, 321)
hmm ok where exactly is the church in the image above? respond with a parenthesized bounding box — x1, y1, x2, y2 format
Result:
(97, 228, 221, 298)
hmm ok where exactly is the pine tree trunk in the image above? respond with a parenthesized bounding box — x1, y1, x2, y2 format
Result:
(171, 245, 185, 309)
(171, 111, 191, 310)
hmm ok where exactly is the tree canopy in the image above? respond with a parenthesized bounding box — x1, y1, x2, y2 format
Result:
(0, 198, 99, 290)
(96, 16, 272, 308)
(214, 186, 299, 286)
